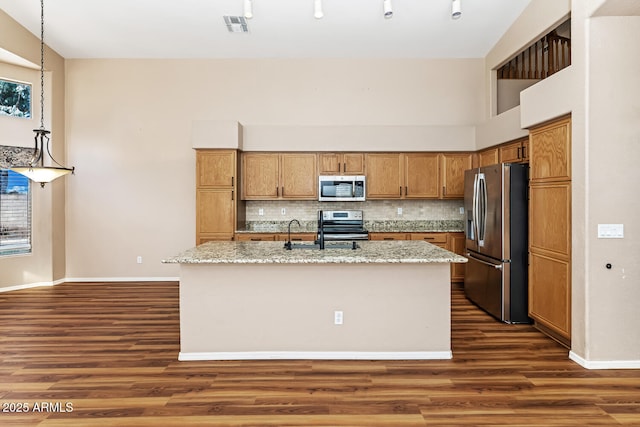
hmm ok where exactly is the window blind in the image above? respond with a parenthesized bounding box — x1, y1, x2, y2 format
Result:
(0, 169, 31, 256)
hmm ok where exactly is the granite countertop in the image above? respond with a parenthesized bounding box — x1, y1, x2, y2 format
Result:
(164, 240, 468, 265)
(236, 220, 464, 234)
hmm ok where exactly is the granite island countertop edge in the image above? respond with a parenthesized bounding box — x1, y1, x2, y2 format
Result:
(164, 240, 468, 265)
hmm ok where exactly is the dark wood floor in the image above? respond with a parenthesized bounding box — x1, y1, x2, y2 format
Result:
(0, 281, 639, 426)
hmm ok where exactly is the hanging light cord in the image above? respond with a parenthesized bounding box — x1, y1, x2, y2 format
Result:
(38, 0, 45, 131)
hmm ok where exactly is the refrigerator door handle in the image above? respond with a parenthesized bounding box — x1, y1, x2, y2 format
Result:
(472, 173, 479, 243)
(466, 252, 503, 270)
(477, 173, 486, 246)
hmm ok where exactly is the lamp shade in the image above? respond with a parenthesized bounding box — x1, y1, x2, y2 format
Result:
(10, 166, 74, 184)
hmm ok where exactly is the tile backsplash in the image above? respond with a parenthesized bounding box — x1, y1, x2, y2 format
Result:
(245, 199, 464, 222)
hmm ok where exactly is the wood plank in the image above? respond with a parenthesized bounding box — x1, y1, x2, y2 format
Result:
(0, 282, 638, 426)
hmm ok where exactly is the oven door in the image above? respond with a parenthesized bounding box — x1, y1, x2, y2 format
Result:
(319, 176, 366, 201)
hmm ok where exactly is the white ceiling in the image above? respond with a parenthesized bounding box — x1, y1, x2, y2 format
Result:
(0, 0, 532, 60)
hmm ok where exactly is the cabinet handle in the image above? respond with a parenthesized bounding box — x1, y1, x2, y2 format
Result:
(231, 176, 234, 187)
(522, 145, 527, 158)
(343, 162, 346, 172)
(443, 186, 446, 196)
(276, 187, 279, 197)
(517, 147, 521, 159)
(405, 186, 408, 196)
(281, 186, 284, 197)
(231, 190, 234, 201)
(400, 186, 402, 196)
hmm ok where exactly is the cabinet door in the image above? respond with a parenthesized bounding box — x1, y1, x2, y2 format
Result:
(318, 153, 341, 174)
(499, 138, 528, 164)
(196, 188, 235, 240)
(447, 232, 466, 283)
(529, 182, 571, 259)
(478, 148, 499, 167)
(529, 117, 571, 183)
(342, 153, 365, 174)
(440, 153, 472, 199)
(365, 153, 403, 199)
(404, 153, 440, 198)
(196, 150, 236, 187)
(281, 153, 317, 199)
(242, 153, 280, 199)
(529, 251, 571, 341)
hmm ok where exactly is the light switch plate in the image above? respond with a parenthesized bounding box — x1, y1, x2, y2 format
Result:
(597, 224, 624, 238)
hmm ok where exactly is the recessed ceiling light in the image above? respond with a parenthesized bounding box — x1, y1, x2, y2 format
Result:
(223, 16, 249, 33)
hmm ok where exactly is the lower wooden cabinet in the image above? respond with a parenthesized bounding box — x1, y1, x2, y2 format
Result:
(447, 233, 466, 283)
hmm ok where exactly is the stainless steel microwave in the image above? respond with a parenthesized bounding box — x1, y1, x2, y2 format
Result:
(318, 175, 366, 202)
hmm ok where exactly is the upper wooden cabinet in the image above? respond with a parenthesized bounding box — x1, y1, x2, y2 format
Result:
(195, 150, 245, 243)
(529, 117, 571, 183)
(365, 152, 470, 200)
(242, 152, 317, 200)
(197, 150, 237, 187)
(440, 153, 473, 199)
(365, 153, 404, 199)
(500, 137, 529, 164)
(365, 153, 439, 199)
(478, 148, 499, 167)
(318, 153, 365, 175)
(405, 153, 440, 198)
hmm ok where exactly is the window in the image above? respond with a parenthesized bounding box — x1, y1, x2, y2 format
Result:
(0, 78, 32, 118)
(0, 169, 31, 256)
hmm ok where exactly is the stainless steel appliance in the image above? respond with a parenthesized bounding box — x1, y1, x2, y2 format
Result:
(317, 210, 369, 248)
(318, 176, 366, 202)
(464, 163, 529, 324)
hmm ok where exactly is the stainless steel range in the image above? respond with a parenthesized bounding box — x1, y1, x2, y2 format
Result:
(317, 210, 369, 247)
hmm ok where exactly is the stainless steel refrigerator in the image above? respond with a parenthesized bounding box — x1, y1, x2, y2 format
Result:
(464, 163, 530, 324)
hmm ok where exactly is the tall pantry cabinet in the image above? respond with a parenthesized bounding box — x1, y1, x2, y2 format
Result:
(528, 116, 572, 346)
(195, 150, 245, 243)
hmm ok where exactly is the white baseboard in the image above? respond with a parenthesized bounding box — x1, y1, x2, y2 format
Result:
(63, 276, 179, 282)
(0, 277, 178, 292)
(0, 280, 61, 293)
(178, 351, 453, 361)
(569, 351, 640, 369)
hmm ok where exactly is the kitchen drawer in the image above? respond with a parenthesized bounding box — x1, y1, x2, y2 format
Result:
(369, 233, 409, 241)
(235, 233, 277, 241)
(410, 233, 447, 247)
(275, 233, 316, 242)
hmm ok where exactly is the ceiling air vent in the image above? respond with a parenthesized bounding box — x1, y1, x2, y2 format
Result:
(223, 16, 248, 33)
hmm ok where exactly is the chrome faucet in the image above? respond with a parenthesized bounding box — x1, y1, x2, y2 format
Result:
(284, 219, 301, 250)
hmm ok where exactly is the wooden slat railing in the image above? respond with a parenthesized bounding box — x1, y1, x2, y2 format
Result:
(498, 30, 571, 80)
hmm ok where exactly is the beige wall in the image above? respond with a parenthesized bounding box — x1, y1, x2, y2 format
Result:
(0, 10, 67, 290)
(62, 58, 484, 280)
(583, 14, 640, 362)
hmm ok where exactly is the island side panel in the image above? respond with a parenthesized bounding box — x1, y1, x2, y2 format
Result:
(179, 263, 451, 359)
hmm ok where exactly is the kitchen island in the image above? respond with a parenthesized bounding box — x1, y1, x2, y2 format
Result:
(164, 240, 466, 361)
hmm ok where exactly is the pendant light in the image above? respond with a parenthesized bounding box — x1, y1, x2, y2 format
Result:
(11, 0, 75, 188)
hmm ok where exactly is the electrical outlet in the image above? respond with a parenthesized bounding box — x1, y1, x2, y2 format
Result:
(258, 208, 264, 216)
(136, 256, 142, 264)
(281, 208, 286, 215)
(334, 311, 343, 325)
(459, 207, 465, 214)
(397, 207, 402, 216)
